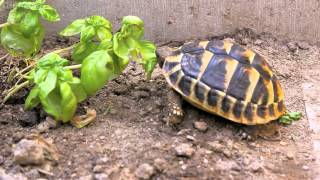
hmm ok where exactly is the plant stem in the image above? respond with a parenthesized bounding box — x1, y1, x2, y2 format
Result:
(52, 44, 75, 54)
(3, 81, 29, 103)
(14, 45, 76, 79)
(0, 22, 9, 28)
(63, 64, 82, 70)
(0, 53, 9, 61)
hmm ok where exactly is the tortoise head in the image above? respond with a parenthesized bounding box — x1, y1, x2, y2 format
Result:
(156, 46, 180, 68)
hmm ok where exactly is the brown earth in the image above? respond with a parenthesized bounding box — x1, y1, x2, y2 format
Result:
(0, 29, 319, 179)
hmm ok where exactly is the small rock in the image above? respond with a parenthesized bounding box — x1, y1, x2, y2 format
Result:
(186, 135, 196, 141)
(135, 163, 155, 180)
(175, 143, 195, 157)
(93, 165, 104, 173)
(250, 161, 264, 173)
(302, 165, 309, 171)
(79, 174, 93, 180)
(177, 129, 192, 136)
(0, 168, 27, 180)
(254, 39, 263, 45)
(96, 157, 109, 164)
(297, 41, 310, 50)
(279, 141, 288, 146)
(287, 42, 298, 52)
(193, 121, 208, 132)
(154, 158, 167, 172)
(12, 132, 24, 143)
(99, 136, 106, 140)
(286, 152, 294, 160)
(36, 117, 57, 133)
(94, 173, 109, 180)
(13, 136, 59, 166)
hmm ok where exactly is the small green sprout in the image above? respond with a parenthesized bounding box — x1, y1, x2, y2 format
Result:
(279, 112, 302, 125)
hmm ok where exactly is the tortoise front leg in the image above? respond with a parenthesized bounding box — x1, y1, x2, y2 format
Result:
(166, 90, 184, 125)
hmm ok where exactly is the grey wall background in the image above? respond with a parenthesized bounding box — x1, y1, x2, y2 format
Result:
(1, 0, 320, 44)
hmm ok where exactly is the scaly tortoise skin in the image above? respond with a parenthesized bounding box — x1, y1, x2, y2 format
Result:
(161, 40, 286, 125)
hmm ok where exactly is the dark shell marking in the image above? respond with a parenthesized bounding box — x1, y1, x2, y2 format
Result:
(162, 40, 286, 125)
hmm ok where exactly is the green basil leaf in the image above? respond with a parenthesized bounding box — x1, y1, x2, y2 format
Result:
(18, 11, 40, 37)
(59, 82, 77, 123)
(25, 86, 40, 110)
(39, 88, 62, 120)
(96, 27, 112, 41)
(0, 25, 44, 57)
(98, 40, 113, 51)
(36, 0, 45, 3)
(58, 69, 73, 82)
(72, 42, 98, 63)
(80, 26, 95, 43)
(34, 68, 48, 84)
(113, 33, 130, 63)
(16, 2, 39, 11)
(38, 53, 68, 68)
(121, 16, 144, 39)
(80, 50, 114, 95)
(138, 40, 157, 79)
(87, 15, 112, 30)
(39, 4, 60, 22)
(59, 19, 86, 36)
(39, 70, 57, 98)
(69, 77, 87, 102)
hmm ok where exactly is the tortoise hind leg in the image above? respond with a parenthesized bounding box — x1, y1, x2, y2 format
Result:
(166, 90, 184, 125)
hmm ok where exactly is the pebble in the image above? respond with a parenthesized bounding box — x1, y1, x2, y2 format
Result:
(99, 136, 106, 140)
(250, 161, 264, 173)
(13, 139, 46, 165)
(297, 41, 310, 50)
(175, 143, 195, 157)
(79, 175, 93, 180)
(254, 39, 264, 45)
(302, 165, 309, 171)
(186, 135, 196, 141)
(13, 137, 59, 166)
(0, 155, 4, 165)
(286, 152, 294, 160)
(154, 158, 167, 172)
(93, 165, 104, 173)
(135, 163, 155, 180)
(94, 173, 109, 180)
(96, 157, 109, 164)
(287, 42, 298, 52)
(279, 141, 288, 146)
(193, 121, 208, 132)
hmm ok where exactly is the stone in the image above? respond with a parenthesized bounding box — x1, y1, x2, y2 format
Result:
(287, 42, 298, 52)
(297, 41, 310, 50)
(302, 165, 309, 171)
(79, 174, 94, 180)
(94, 173, 109, 180)
(175, 143, 195, 157)
(254, 39, 264, 45)
(193, 121, 208, 132)
(135, 163, 155, 179)
(154, 158, 167, 172)
(13, 136, 59, 166)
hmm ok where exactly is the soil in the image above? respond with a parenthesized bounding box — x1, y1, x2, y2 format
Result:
(0, 29, 319, 179)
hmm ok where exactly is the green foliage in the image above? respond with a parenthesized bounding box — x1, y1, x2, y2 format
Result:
(0, 0, 60, 57)
(22, 15, 157, 125)
(60, 15, 112, 63)
(0, 0, 4, 7)
(279, 112, 302, 125)
(113, 16, 157, 79)
(25, 53, 83, 122)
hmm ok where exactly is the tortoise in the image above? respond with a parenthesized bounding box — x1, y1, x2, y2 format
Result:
(157, 40, 287, 125)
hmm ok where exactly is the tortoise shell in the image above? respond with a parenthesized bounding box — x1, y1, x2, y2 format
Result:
(162, 40, 286, 125)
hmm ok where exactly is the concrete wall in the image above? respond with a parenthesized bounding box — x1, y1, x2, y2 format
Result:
(1, 0, 320, 44)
